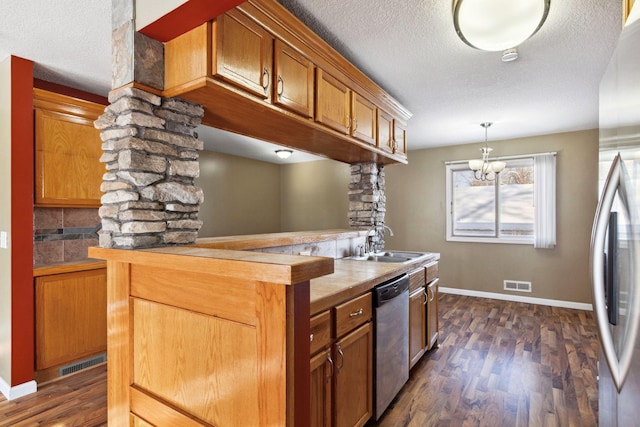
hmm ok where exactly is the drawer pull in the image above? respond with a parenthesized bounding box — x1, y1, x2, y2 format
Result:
(310, 333, 314, 343)
(349, 308, 364, 318)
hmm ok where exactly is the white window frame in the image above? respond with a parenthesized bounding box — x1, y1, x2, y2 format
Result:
(445, 152, 556, 246)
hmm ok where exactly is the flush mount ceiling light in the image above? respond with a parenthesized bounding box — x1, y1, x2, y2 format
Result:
(275, 149, 293, 159)
(468, 122, 506, 181)
(453, 0, 551, 51)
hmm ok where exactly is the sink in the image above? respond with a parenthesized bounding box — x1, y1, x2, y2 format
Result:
(346, 255, 412, 263)
(345, 250, 429, 263)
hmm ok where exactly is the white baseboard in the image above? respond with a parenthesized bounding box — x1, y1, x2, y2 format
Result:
(0, 376, 37, 400)
(439, 287, 593, 311)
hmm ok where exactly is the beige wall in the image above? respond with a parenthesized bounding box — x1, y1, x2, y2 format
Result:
(196, 150, 281, 237)
(0, 57, 12, 383)
(280, 160, 350, 231)
(385, 130, 599, 304)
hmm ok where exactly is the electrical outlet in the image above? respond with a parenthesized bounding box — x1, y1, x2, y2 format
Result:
(300, 250, 312, 256)
(0, 231, 7, 249)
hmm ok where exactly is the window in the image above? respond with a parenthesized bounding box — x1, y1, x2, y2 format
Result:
(445, 153, 556, 247)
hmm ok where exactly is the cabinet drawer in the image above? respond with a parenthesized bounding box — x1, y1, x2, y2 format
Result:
(409, 267, 426, 292)
(334, 292, 372, 338)
(310, 310, 332, 355)
(426, 261, 439, 284)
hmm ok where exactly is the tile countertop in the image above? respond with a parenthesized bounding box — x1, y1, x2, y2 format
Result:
(310, 253, 440, 316)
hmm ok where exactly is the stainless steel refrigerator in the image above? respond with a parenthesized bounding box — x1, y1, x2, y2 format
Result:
(591, 4, 640, 426)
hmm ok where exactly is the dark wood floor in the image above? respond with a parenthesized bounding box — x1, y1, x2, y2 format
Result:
(372, 294, 600, 427)
(0, 294, 599, 427)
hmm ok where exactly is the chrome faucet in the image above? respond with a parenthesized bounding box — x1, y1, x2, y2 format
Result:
(364, 224, 394, 253)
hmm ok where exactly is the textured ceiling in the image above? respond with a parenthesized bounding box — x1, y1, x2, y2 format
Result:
(0, 0, 624, 162)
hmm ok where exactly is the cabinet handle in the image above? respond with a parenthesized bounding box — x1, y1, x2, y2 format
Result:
(428, 286, 435, 302)
(349, 308, 363, 317)
(423, 288, 428, 305)
(346, 115, 351, 132)
(326, 352, 334, 381)
(277, 75, 284, 97)
(353, 117, 358, 132)
(336, 344, 344, 373)
(262, 68, 270, 94)
(310, 333, 314, 343)
(392, 139, 398, 154)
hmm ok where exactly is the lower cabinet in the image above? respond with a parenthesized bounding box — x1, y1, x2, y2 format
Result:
(426, 278, 440, 350)
(310, 292, 373, 427)
(409, 287, 427, 368)
(35, 268, 107, 370)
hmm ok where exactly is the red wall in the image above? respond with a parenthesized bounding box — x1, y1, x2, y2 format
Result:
(138, 0, 244, 42)
(10, 56, 34, 386)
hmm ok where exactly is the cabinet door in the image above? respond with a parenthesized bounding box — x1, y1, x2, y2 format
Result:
(35, 269, 107, 370)
(351, 93, 377, 145)
(311, 349, 333, 427)
(426, 279, 440, 350)
(213, 10, 273, 101)
(274, 39, 314, 118)
(334, 322, 372, 427)
(35, 109, 104, 207)
(393, 119, 408, 157)
(315, 69, 350, 134)
(377, 110, 393, 154)
(409, 287, 427, 369)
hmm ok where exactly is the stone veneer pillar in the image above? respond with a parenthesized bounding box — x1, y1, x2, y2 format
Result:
(348, 162, 386, 252)
(94, 87, 205, 249)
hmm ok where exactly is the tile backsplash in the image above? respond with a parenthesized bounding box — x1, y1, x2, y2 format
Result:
(34, 208, 101, 265)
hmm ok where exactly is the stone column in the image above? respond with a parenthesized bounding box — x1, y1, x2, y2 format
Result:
(95, 88, 205, 249)
(96, 0, 206, 249)
(348, 162, 386, 252)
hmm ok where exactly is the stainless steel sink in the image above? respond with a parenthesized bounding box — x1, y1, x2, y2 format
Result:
(345, 250, 428, 263)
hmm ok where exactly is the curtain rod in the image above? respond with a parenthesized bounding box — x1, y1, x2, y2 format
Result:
(444, 151, 557, 165)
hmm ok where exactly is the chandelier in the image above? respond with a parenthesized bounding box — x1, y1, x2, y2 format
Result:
(453, 0, 551, 52)
(468, 122, 506, 181)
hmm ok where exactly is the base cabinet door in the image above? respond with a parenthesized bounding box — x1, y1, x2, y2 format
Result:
(35, 269, 107, 370)
(426, 278, 440, 350)
(311, 349, 333, 427)
(333, 322, 373, 427)
(409, 287, 427, 369)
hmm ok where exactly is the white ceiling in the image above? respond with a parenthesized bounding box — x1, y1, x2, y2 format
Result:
(0, 0, 623, 163)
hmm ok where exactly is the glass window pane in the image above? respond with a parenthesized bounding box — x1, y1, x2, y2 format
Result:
(452, 169, 496, 236)
(499, 162, 534, 237)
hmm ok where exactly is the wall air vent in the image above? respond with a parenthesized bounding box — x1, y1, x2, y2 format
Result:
(59, 353, 106, 377)
(504, 280, 532, 293)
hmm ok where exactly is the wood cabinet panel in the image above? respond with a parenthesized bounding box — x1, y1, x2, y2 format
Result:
(426, 279, 440, 350)
(334, 292, 372, 338)
(334, 322, 373, 427)
(310, 349, 333, 427)
(34, 108, 104, 207)
(315, 69, 351, 134)
(409, 287, 427, 369)
(393, 119, 407, 158)
(35, 269, 107, 370)
(408, 267, 426, 293)
(426, 261, 439, 285)
(377, 109, 393, 154)
(310, 310, 332, 355)
(351, 92, 377, 145)
(274, 39, 314, 117)
(213, 9, 273, 101)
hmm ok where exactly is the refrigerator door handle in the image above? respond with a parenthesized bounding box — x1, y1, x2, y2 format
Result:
(591, 153, 640, 392)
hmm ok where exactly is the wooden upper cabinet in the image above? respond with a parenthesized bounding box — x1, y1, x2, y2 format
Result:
(34, 89, 105, 208)
(393, 119, 408, 158)
(351, 92, 377, 145)
(212, 9, 273, 101)
(377, 109, 393, 154)
(274, 39, 314, 118)
(315, 69, 351, 134)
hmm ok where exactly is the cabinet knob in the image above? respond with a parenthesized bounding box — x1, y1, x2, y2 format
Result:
(310, 333, 314, 343)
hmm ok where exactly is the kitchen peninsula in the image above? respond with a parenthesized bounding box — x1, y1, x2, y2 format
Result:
(88, 230, 439, 426)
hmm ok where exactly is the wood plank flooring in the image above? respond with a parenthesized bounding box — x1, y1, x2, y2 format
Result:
(0, 294, 599, 426)
(371, 294, 600, 427)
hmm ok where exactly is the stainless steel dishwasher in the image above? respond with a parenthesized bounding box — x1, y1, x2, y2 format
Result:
(372, 273, 409, 420)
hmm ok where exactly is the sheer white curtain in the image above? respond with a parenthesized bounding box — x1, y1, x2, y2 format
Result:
(534, 153, 557, 248)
